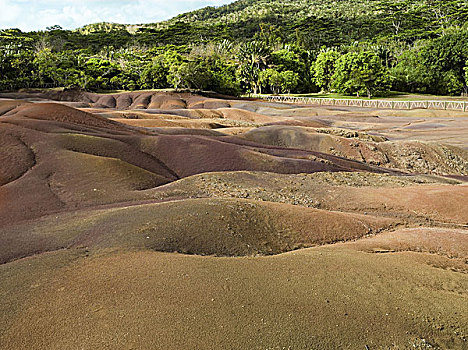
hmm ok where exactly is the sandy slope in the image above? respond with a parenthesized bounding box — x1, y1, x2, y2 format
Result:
(1, 247, 466, 350)
(0, 91, 467, 349)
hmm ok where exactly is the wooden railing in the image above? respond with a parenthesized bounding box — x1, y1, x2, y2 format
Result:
(250, 94, 468, 112)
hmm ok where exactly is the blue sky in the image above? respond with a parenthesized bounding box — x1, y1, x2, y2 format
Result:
(0, 0, 233, 31)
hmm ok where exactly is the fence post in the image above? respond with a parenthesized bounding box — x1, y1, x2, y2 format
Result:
(464, 102, 467, 112)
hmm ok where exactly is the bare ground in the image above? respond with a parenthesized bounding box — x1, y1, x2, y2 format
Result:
(0, 90, 467, 349)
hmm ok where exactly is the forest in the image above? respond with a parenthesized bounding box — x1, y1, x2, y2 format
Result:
(1, 0, 468, 97)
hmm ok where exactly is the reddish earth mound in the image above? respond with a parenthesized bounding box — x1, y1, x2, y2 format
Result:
(0, 92, 467, 350)
(3, 103, 131, 132)
(0, 131, 35, 186)
(93, 92, 232, 110)
(0, 99, 30, 115)
(0, 100, 398, 227)
(0, 90, 234, 110)
(0, 198, 396, 264)
(242, 126, 468, 175)
(148, 171, 468, 227)
(140, 135, 365, 178)
(0, 247, 465, 350)
(111, 118, 229, 129)
(266, 119, 330, 128)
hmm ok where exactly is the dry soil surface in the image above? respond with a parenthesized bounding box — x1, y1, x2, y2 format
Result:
(0, 90, 467, 349)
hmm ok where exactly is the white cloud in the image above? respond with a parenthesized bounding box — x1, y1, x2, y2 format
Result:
(0, 0, 233, 31)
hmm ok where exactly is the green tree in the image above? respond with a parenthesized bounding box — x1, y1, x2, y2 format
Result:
(465, 63, 468, 95)
(259, 69, 280, 94)
(279, 70, 299, 94)
(140, 56, 169, 89)
(0, 30, 36, 90)
(259, 69, 299, 94)
(314, 49, 340, 92)
(376, 0, 416, 36)
(33, 48, 81, 88)
(204, 57, 241, 96)
(419, 29, 468, 95)
(271, 48, 305, 73)
(168, 60, 212, 90)
(390, 48, 427, 93)
(271, 47, 312, 92)
(392, 29, 468, 95)
(331, 51, 391, 98)
(236, 41, 270, 94)
(79, 57, 120, 90)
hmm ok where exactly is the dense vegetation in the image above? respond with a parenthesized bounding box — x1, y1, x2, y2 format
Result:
(1, 0, 468, 96)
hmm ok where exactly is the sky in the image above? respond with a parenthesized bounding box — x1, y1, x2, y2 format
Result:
(0, 0, 233, 31)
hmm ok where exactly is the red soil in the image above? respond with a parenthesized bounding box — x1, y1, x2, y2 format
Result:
(0, 92, 467, 349)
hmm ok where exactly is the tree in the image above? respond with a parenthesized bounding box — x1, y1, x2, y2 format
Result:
(390, 47, 427, 93)
(314, 49, 340, 92)
(140, 56, 169, 89)
(236, 41, 270, 94)
(46, 25, 63, 31)
(392, 29, 468, 95)
(465, 63, 468, 95)
(376, 0, 423, 37)
(34, 48, 61, 87)
(442, 70, 464, 96)
(424, 0, 468, 33)
(418, 29, 468, 95)
(271, 48, 305, 73)
(259, 69, 280, 94)
(1, 1, 468, 96)
(168, 60, 212, 90)
(259, 69, 299, 94)
(0, 30, 36, 90)
(279, 70, 299, 94)
(79, 57, 120, 90)
(204, 57, 241, 96)
(34, 49, 82, 88)
(331, 51, 391, 98)
(271, 47, 312, 92)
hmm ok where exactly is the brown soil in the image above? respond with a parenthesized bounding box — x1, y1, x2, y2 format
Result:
(1, 248, 466, 350)
(0, 91, 467, 350)
(242, 126, 468, 175)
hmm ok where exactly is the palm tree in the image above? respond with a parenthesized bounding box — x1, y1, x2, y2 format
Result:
(237, 41, 270, 94)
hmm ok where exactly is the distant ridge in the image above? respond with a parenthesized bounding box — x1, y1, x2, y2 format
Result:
(74, 0, 468, 45)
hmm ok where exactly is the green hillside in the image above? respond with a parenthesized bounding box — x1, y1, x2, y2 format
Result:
(1, 0, 468, 96)
(77, 0, 468, 46)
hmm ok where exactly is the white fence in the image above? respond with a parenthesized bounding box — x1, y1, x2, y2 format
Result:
(251, 94, 468, 112)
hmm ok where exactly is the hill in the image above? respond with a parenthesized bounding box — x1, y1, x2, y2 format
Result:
(78, 0, 468, 46)
(0, 91, 467, 349)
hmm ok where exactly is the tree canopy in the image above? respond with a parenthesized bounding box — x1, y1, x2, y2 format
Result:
(1, 0, 468, 96)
